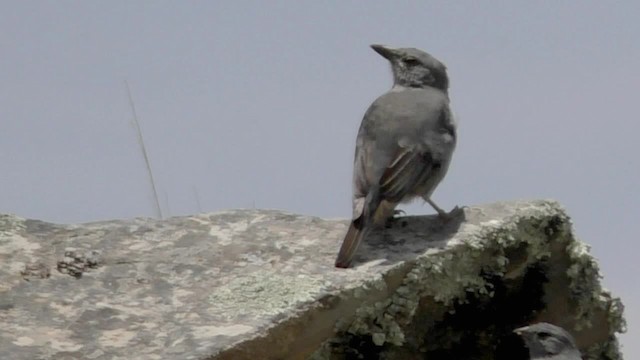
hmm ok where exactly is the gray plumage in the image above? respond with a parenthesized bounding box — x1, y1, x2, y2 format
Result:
(514, 322, 582, 360)
(335, 44, 458, 268)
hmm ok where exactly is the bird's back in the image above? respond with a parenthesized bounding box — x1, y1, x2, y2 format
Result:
(360, 87, 449, 138)
(353, 87, 455, 196)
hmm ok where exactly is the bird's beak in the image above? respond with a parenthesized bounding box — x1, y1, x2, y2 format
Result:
(513, 326, 530, 335)
(370, 44, 397, 61)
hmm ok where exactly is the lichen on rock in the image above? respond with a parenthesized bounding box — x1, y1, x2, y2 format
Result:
(0, 200, 625, 360)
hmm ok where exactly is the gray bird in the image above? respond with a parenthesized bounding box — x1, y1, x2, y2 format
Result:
(335, 44, 458, 268)
(514, 322, 582, 360)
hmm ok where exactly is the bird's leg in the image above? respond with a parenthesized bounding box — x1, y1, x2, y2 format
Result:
(425, 197, 461, 222)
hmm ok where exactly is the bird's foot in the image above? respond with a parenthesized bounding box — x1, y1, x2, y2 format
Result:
(436, 205, 464, 222)
(385, 209, 406, 228)
(425, 197, 464, 222)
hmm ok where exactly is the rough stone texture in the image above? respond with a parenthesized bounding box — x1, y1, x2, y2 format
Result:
(0, 200, 625, 360)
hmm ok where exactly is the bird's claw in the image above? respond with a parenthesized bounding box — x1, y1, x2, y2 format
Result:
(385, 209, 406, 228)
(437, 205, 463, 222)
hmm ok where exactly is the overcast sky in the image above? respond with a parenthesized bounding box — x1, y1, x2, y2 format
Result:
(1, 1, 638, 356)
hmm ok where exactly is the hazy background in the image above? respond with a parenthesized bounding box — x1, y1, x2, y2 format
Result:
(1, 1, 637, 356)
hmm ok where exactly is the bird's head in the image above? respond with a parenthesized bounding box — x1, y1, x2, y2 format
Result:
(370, 44, 449, 91)
(514, 322, 581, 359)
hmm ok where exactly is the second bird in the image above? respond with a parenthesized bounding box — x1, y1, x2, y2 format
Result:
(335, 44, 458, 268)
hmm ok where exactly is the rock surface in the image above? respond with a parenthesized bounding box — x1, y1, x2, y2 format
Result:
(0, 200, 625, 360)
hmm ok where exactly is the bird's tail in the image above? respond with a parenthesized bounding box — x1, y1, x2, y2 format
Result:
(335, 220, 367, 268)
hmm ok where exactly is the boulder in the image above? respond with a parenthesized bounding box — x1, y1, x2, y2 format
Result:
(0, 200, 625, 359)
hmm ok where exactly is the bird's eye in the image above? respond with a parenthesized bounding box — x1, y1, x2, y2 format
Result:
(404, 57, 420, 66)
(538, 332, 552, 339)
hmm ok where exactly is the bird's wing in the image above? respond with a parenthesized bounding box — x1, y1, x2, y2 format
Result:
(351, 91, 452, 220)
(352, 146, 389, 223)
(378, 146, 438, 203)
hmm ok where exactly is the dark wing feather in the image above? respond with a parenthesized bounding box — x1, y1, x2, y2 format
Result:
(379, 148, 436, 203)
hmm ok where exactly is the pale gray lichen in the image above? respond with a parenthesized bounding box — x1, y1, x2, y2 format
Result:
(564, 239, 625, 360)
(0, 214, 26, 234)
(565, 238, 626, 335)
(345, 212, 557, 347)
(331, 201, 624, 359)
(584, 336, 623, 360)
(1, 201, 624, 360)
(207, 270, 330, 322)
